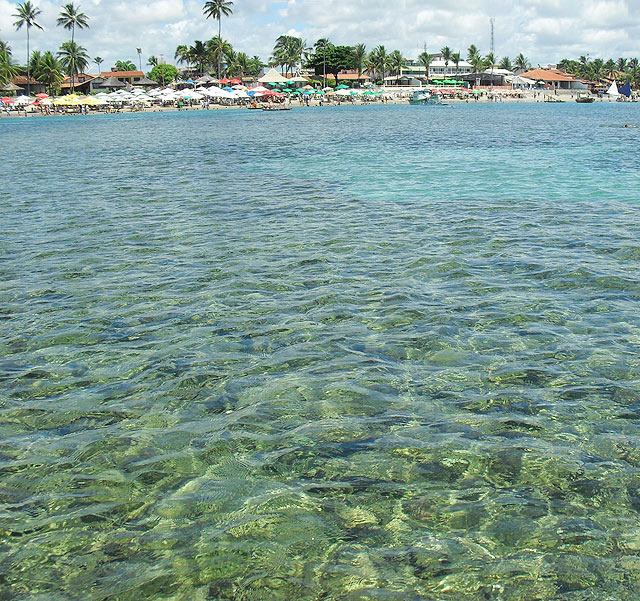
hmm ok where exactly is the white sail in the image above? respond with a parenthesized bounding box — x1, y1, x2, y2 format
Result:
(606, 81, 619, 96)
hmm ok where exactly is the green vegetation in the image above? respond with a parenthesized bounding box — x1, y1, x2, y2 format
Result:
(558, 55, 640, 86)
(114, 59, 136, 71)
(149, 63, 179, 85)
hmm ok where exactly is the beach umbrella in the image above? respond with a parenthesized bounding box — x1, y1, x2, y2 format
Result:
(0, 97, 16, 104)
(14, 95, 33, 105)
(335, 84, 349, 89)
(282, 88, 293, 92)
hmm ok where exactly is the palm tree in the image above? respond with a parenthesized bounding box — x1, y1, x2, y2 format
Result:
(35, 50, 64, 94)
(272, 35, 307, 76)
(229, 51, 249, 77)
(370, 45, 388, 84)
(354, 43, 366, 82)
(57, 3, 89, 44)
(147, 56, 158, 68)
(206, 36, 233, 78)
(314, 38, 332, 86)
(57, 3, 89, 92)
(604, 58, 616, 79)
(189, 40, 209, 75)
(174, 45, 191, 67)
(451, 51, 461, 79)
(616, 57, 627, 73)
(418, 48, 432, 83)
(499, 56, 513, 71)
(389, 49, 405, 81)
(0, 51, 19, 86)
(114, 60, 136, 71)
(0, 40, 11, 59)
(94, 56, 103, 74)
(58, 41, 89, 87)
(13, 1, 43, 96)
(203, 0, 234, 79)
(514, 53, 529, 72)
(440, 46, 452, 76)
(30, 49, 42, 75)
(467, 44, 479, 63)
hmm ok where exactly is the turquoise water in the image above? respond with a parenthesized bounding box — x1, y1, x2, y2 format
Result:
(1, 103, 640, 600)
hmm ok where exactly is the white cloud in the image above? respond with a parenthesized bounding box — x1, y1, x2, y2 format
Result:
(0, 0, 638, 70)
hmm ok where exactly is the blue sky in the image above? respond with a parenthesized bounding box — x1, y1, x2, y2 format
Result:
(1, 0, 638, 71)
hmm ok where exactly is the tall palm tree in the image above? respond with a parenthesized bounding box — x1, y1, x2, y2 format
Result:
(370, 45, 388, 83)
(13, 1, 43, 96)
(440, 46, 452, 77)
(35, 51, 64, 94)
(389, 49, 405, 81)
(467, 44, 479, 63)
(57, 3, 89, 44)
(147, 56, 158, 68)
(58, 40, 89, 87)
(418, 50, 432, 83)
(314, 38, 331, 86)
(203, 0, 234, 79)
(57, 3, 89, 92)
(94, 56, 103, 74)
(354, 43, 366, 82)
(451, 51, 461, 79)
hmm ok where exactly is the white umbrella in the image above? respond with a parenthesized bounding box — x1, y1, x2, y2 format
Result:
(14, 95, 33, 105)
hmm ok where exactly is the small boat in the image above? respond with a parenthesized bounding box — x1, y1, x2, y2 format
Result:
(576, 93, 595, 103)
(409, 91, 447, 106)
(262, 105, 291, 111)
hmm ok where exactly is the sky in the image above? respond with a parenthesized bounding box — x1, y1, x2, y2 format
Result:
(1, 0, 638, 71)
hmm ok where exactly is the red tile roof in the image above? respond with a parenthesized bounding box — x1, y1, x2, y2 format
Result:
(100, 71, 144, 78)
(520, 69, 576, 82)
(12, 75, 41, 85)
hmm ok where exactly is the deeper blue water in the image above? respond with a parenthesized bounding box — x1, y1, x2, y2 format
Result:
(1, 103, 640, 601)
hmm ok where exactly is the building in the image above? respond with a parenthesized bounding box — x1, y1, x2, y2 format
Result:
(11, 75, 46, 95)
(403, 53, 473, 81)
(59, 73, 100, 94)
(93, 70, 145, 87)
(519, 69, 588, 90)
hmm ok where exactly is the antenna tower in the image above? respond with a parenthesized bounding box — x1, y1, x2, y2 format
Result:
(490, 18, 495, 56)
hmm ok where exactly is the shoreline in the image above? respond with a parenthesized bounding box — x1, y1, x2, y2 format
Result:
(0, 90, 634, 119)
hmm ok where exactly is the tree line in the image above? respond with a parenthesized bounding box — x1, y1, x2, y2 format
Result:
(3, 0, 640, 94)
(558, 56, 640, 86)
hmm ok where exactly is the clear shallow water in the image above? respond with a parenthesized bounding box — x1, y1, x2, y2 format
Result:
(1, 103, 640, 600)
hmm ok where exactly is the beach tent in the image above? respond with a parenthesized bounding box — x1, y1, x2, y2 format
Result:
(258, 68, 290, 84)
(135, 76, 157, 88)
(100, 76, 126, 89)
(0, 82, 23, 93)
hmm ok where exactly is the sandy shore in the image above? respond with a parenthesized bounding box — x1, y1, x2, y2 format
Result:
(0, 89, 631, 119)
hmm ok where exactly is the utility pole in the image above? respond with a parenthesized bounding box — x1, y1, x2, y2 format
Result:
(137, 48, 142, 72)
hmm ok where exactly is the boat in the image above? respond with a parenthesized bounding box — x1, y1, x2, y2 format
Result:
(576, 93, 595, 103)
(262, 105, 291, 111)
(409, 91, 447, 106)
